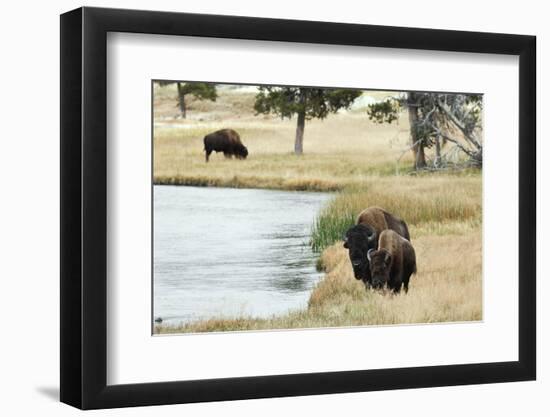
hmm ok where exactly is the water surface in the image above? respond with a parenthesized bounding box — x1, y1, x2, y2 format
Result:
(154, 185, 331, 326)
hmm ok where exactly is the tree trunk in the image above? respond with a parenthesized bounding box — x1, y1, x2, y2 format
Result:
(434, 133, 442, 168)
(470, 150, 483, 167)
(176, 83, 187, 118)
(416, 142, 426, 169)
(407, 94, 426, 169)
(294, 110, 305, 155)
(294, 90, 307, 155)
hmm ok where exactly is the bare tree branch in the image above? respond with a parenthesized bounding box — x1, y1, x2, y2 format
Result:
(395, 138, 424, 174)
(436, 100, 482, 150)
(417, 105, 437, 126)
(437, 130, 477, 158)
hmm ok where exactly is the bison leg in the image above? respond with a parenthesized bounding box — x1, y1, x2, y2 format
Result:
(353, 264, 371, 281)
(402, 273, 411, 293)
(223, 152, 233, 159)
(389, 275, 403, 293)
(205, 150, 212, 162)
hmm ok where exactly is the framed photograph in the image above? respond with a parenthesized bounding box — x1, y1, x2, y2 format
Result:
(60, 6, 536, 410)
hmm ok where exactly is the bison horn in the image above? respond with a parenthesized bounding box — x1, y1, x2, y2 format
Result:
(368, 233, 375, 242)
(343, 235, 349, 249)
(367, 249, 375, 262)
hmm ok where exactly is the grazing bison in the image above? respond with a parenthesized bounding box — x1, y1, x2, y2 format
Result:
(367, 229, 416, 293)
(203, 129, 248, 162)
(343, 207, 410, 288)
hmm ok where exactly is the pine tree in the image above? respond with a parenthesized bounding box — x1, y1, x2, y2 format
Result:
(254, 87, 361, 154)
(156, 81, 217, 118)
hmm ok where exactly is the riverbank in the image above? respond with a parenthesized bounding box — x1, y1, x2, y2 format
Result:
(153, 116, 479, 192)
(153, 94, 415, 192)
(153, 84, 479, 191)
(155, 229, 481, 334)
(310, 175, 481, 251)
(154, 174, 482, 334)
(153, 123, 405, 192)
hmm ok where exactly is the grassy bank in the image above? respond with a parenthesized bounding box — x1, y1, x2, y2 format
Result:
(156, 229, 481, 334)
(311, 175, 481, 251)
(153, 85, 416, 190)
(153, 117, 410, 191)
(155, 175, 482, 334)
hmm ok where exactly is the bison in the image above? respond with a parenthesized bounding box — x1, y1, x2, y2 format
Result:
(367, 229, 416, 293)
(356, 206, 410, 241)
(203, 129, 248, 162)
(343, 207, 410, 288)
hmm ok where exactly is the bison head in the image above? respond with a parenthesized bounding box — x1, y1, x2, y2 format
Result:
(236, 144, 248, 159)
(368, 249, 392, 289)
(343, 224, 377, 281)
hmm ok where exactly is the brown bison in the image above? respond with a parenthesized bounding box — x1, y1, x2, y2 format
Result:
(203, 129, 248, 162)
(356, 207, 410, 241)
(343, 207, 410, 288)
(367, 229, 416, 293)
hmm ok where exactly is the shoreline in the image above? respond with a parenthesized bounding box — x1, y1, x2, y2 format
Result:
(153, 167, 480, 193)
(154, 226, 482, 334)
(153, 174, 482, 334)
(153, 175, 345, 192)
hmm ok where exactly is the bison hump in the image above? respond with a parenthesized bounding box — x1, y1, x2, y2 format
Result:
(378, 229, 401, 252)
(356, 207, 389, 234)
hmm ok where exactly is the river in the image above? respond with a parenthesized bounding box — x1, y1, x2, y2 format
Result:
(153, 185, 332, 325)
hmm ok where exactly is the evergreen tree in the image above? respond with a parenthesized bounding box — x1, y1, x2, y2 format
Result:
(254, 87, 361, 154)
(157, 81, 217, 118)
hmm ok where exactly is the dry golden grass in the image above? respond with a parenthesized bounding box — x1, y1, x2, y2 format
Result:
(309, 232, 482, 324)
(156, 181, 482, 334)
(153, 115, 414, 190)
(153, 84, 419, 190)
(156, 230, 481, 333)
(154, 83, 259, 122)
(311, 175, 481, 250)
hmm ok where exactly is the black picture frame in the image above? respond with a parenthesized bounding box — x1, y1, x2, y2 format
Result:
(60, 6, 536, 410)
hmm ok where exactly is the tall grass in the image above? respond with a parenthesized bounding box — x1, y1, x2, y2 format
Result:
(156, 228, 482, 334)
(311, 176, 482, 251)
(153, 86, 418, 191)
(155, 174, 483, 335)
(311, 202, 356, 252)
(153, 84, 476, 191)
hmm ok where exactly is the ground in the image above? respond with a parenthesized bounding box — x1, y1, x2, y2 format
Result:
(152, 83, 482, 334)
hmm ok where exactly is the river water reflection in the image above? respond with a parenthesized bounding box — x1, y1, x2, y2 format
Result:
(153, 185, 332, 325)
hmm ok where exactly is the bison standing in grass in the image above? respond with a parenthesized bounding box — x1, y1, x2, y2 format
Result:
(343, 207, 410, 289)
(203, 129, 248, 162)
(367, 229, 416, 293)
